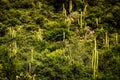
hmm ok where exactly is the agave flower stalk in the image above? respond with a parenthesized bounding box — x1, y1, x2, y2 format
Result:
(92, 37, 98, 79)
(12, 41, 17, 56)
(78, 4, 87, 29)
(105, 32, 109, 49)
(31, 48, 34, 62)
(115, 33, 118, 45)
(63, 32, 65, 42)
(78, 11, 83, 29)
(96, 18, 99, 27)
(62, 4, 67, 16)
(83, 4, 87, 20)
(69, 0, 72, 13)
(83, 5, 87, 15)
(29, 48, 34, 73)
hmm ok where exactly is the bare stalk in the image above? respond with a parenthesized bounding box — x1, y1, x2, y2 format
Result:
(96, 18, 98, 27)
(69, 0, 72, 13)
(115, 33, 118, 45)
(80, 12, 83, 29)
(62, 4, 67, 16)
(92, 37, 98, 79)
(105, 32, 109, 49)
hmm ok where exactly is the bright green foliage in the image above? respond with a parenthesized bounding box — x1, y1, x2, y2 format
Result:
(0, 0, 120, 80)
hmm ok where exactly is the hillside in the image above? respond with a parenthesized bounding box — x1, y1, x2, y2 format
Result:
(0, 0, 120, 80)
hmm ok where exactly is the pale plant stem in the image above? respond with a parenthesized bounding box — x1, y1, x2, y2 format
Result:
(105, 32, 109, 49)
(29, 63, 31, 74)
(69, 46, 73, 64)
(31, 48, 34, 62)
(62, 4, 67, 16)
(13, 41, 17, 55)
(29, 48, 34, 74)
(80, 12, 83, 29)
(96, 18, 98, 27)
(115, 33, 118, 45)
(69, 0, 72, 13)
(63, 32, 65, 42)
(92, 37, 98, 79)
(96, 51, 98, 70)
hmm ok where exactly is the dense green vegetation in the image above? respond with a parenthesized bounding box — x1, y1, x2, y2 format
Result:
(0, 0, 120, 80)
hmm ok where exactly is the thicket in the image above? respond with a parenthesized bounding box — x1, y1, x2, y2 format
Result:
(0, 0, 120, 80)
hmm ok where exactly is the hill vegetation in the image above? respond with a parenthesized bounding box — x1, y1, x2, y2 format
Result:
(0, 0, 120, 80)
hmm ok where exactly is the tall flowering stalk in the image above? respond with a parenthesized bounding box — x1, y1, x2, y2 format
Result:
(69, 0, 72, 13)
(62, 4, 67, 16)
(92, 37, 98, 79)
